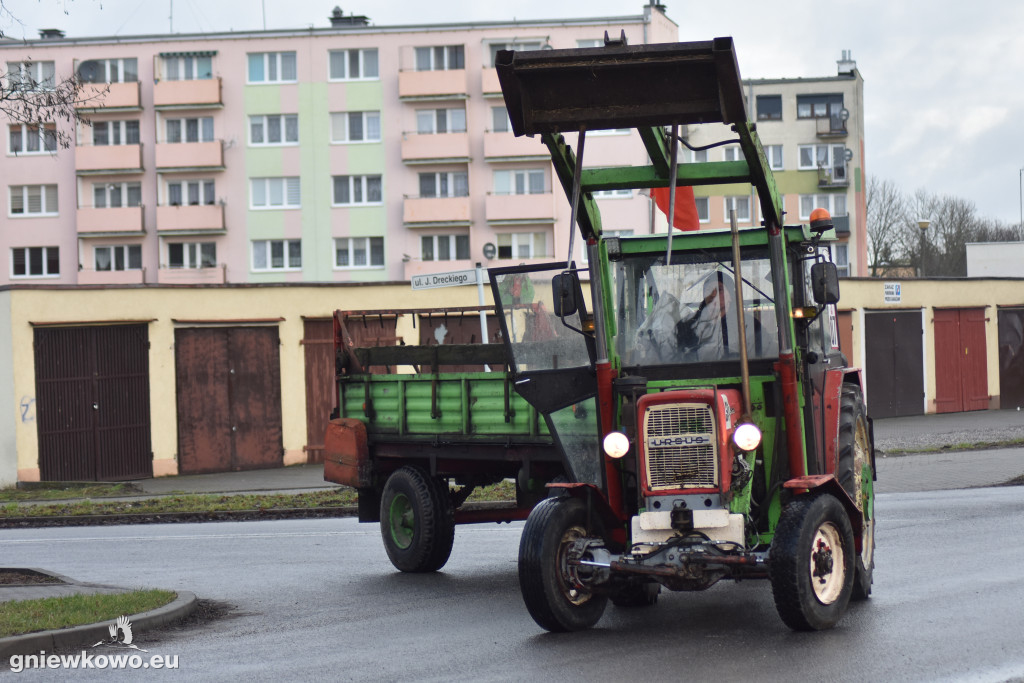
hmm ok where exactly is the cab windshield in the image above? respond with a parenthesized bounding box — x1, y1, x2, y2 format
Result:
(612, 248, 779, 367)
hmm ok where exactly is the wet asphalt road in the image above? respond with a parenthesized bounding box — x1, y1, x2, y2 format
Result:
(3, 483, 1024, 682)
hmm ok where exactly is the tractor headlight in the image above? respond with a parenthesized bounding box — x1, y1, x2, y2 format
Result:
(603, 431, 630, 459)
(732, 423, 762, 451)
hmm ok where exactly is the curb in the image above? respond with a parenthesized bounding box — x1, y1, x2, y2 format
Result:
(0, 590, 198, 661)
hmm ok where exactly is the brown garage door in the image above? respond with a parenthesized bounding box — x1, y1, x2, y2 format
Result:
(303, 319, 335, 464)
(934, 308, 989, 413)
(175, 326, 283, 474)
(864, 310, 924, 418)
(34, 324, 153, 481)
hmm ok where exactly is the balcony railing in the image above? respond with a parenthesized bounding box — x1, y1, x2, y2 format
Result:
(76, 82, 141, 111)
(156, 203, 225, 233)
(818, 165, 849, 188)
(483, 132, 548, 161)
(832, 214, 850, 236)
(816, 115, 848, 137)
(77, 268, 145, 285)
(155, 141, 224, 171)
(153, 78, 223, 109)
(76, 206, 145, 235)
(75, 144, 143, 174)
(400, 132, 470, 163)
(157, 265, 226, 284)
(402, 196, 472, 226)
(481, 68, 501, 97)
(398, 69, 468, 99)
(485, 192, 555, 224)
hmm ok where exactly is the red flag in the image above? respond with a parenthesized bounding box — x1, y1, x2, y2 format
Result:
(650, 186, 700, 231)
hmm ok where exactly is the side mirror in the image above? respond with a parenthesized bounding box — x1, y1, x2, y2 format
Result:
(551, 272, 579, 317)
(810, 262, 840, 305)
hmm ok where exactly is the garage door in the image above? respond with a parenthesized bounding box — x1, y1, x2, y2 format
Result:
(934, 308, 989, 413)
(864, 310, 924, 418)
(175, 326, 283, 474)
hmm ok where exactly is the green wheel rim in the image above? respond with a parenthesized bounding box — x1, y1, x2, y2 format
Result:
(388, 493, 415, 549)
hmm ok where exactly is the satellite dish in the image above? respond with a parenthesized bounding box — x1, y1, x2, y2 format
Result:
(76, 60, 102, 83)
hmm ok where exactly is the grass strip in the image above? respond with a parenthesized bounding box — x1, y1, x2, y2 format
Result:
(0, 589, 176, 638)
(0, 484, 141, 503)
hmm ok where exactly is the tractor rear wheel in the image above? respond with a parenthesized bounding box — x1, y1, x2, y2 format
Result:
(379, 466, 455, 573)
(838, 384, 875, 600)
(518, 496, 608, 632)
(769, 492, 855, 631)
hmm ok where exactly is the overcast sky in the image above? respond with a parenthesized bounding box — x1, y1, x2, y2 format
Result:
(6, 0, 1024, 225)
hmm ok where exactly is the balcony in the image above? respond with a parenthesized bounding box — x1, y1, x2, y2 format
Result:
(481, 68, 501, 97)
(817, 165, 849, 188)
(77, 82, 141, 111)
(75, 144, 143, 174)
(153, 78, 223, 109)
(403, 196, 471, 227)
(816, 115, 848, 138)
(485, 192, 555, 224)
(483, 132, 548, 161)
(77, 268, 145, 285)
(157, 265, 226, 284)
(155, 141, 224, 171)
(76, 206, 145, 236)
(398, 69, 468, 100)
(156, 204, 225, 234)
(832, 214, 850, 236)
(400, 132, 469, 164)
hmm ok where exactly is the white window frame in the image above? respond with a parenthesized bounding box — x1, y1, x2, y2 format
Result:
(833, 243, 850, 277)
(7, 60, 55, 91)
(250, 177, 301, 209)
(91, 119, 140, 146)
(252, 239, 302, 271)
(92, 181, 142, 209)
(497, 231, 546, 260)
(164, 116, 214, 144)
(247, 51, 297, 84)
(249, 114, 299, 146)
(77, 58, 138, 83)
(414, 45, 465, 72)
(167, 241, 216, 269)
(799, 193, 847, 220)
(94, 244, 142, 272)
(766, 144, 783, 171)
(418, 171, 468, 198)
(576, 39, 603, 48)
(491, 106, 512, 133)
(723, 146, 743, 162)
(798, 144, 847, 172)
(334, 237, 385, 269)
(416, 108, 466, 135)
(421, 233, 470, 262)
(166, 179, 215, 207)
(494, 169, 545, 196)
(9, 184, 58, 217)
(689, 149, 708, 163)
(592, 187, 631, 199)
(328, 48, 379, 81)
(332, 175, 383, 206)
(695, 196, 710, 223)
(161, 55, 212, 81)
(486, 40, 543, 68)
(330, 111, 381, 143)
(8, 123, 56, 155)
(10, 246, 59, 278)
(724, 195, 751, 222)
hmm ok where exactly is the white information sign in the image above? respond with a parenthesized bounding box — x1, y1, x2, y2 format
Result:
(411, 269, 479, 290)
(883, 282, 901, 303)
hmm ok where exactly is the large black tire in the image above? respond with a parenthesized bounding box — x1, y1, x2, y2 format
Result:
(837, 384, 875, 600)
(518, 496, 608, 632)
(769, 493, 856, 631)
(379, 466, 455, 573)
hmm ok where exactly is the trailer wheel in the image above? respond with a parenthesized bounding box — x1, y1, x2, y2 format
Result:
(769, 492, 855, 631)
(838, 384, 875, 600)
(380, 466, 455, 573)
(518, 496, 608, 632)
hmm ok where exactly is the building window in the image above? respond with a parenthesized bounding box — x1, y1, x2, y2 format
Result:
(581, 229, 631, 262)
(247, 51, 297, 83)
(689, 148, 708, 163)
(165, 117, 214, 143)
(11, 246, 59, 277)
(421, 234, 469, 261)
(724, 196, 751, 222)
(756, 95, 782, 121)
(249, 114, 298, 145)
(576, 39, 603, 48)
(332, 175, 382, 206)
(10, 184, 58, 216)
(161, 54, 212, 80)
(796, 93, 844, 119)
(167, 179, 215, 206)
(592, 187, 631, 198)
(252, 239, 301, 270)
(76, 58, 137, 83)
(328, 48, 379, 80)
(494, 169, 545, 195)
(765, 144, 783, 171)
(416, 108, 466, 134)
(168, 241, 216, 269)
(486, 40, 542, 67)
(799, 193, 847, 220)
(418, 172, 468, 198)
(251, 177, 300, 209)
(798, 143, 847, 180)
(330, 111, 381, 143)
(335, 237, 384, 268)
(92, 120, 140, 146)
(695, 196, 710, 223)
(723, 146, 743, 162)
(415, 45, 464, 71)
(497, 231, 546, 259)
(94, 244, 142, 271)
(9, 123, 56, 154)
(491, 106, 511, 133)
(93, 182, 142, 208)
(6, 60, 55, 90)
(833, 243, 849, 277)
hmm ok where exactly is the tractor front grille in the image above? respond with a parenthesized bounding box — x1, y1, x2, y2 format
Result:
(643, 402, 718, 491)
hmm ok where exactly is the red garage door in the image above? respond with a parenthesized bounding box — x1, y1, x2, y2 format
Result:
(934, 308, 989, 413)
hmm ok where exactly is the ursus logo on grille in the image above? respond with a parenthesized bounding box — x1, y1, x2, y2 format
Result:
(648, 434, 712, 448)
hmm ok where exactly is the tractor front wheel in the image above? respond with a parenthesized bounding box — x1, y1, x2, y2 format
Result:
(769, 492, 855, 631)
(379, 466, 455, 573)
(518, 496, 608, 632)
(838, 384, 875, 600)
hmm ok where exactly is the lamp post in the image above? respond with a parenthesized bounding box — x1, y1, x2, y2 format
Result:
(918, 219, 930, 277)
(1019, 167, 1023, 240)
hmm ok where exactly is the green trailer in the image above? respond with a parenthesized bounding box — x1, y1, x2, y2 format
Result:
(323, 308, 563, 572)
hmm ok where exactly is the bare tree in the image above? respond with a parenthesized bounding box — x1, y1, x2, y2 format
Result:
(865, 176, 908, 276)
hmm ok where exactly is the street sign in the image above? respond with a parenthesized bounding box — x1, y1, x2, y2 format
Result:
(411, 269, 479, 290)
